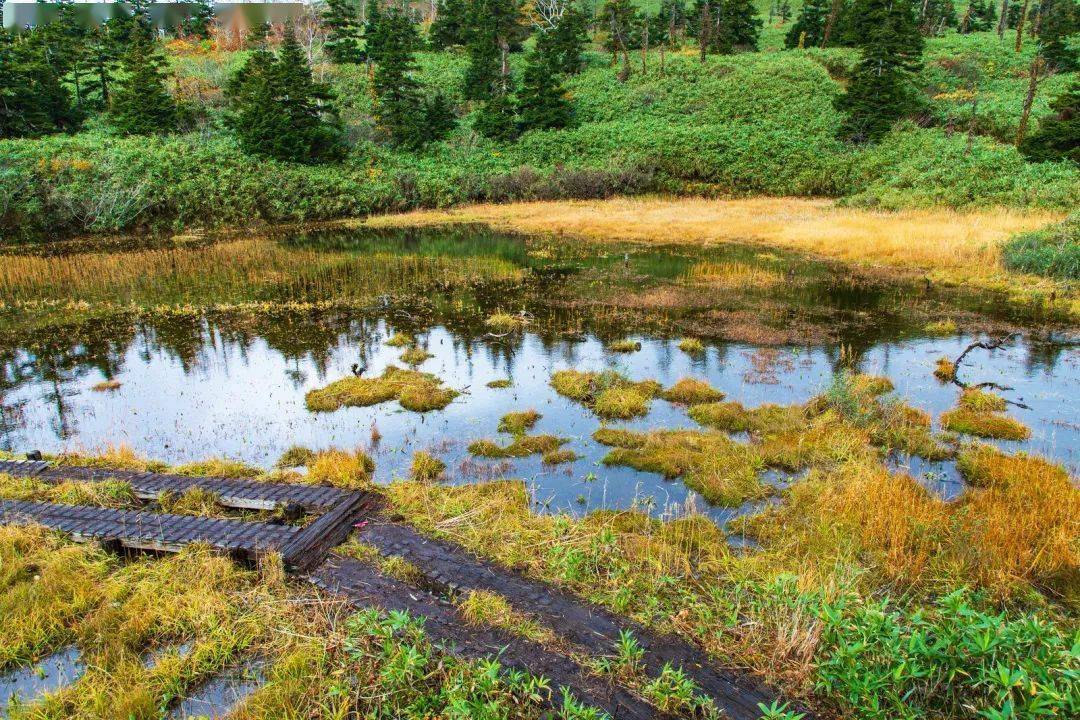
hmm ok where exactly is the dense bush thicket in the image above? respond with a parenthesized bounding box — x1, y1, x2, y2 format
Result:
(1, 33, 1077, 239)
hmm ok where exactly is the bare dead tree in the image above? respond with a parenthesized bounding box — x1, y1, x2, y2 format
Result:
(531, 0, 569, 31)
(997, 0, 1009, 36)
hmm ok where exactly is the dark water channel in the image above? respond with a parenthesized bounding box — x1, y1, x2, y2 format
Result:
(1, 226, 1076, 527)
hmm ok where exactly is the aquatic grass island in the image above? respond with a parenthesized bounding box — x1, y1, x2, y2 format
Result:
(0, 1, 1078, 718)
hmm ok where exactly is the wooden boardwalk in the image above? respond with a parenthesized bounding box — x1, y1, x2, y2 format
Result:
(0, 499, 301, 557)
(0, 461, 378, 568)
(0, 460, 350, 511)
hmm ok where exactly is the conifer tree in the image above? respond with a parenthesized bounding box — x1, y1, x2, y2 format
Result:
(836, 0, 924, 142)
(0, 27, 80, 137)
(959, 0, 997, 30)
(517, 46, 572, 132)
(717, 0, 763, 51)
(1020, 78, 1079, 161)
(182, 0, 216, 40)
(1037, 0, 1079, 71)
(226, 22, 343, 162)
(786, 0, 830, 46)
(475, 89, 518, 140)
(371, 8, 425, 146)
(920, 0, 958, 33)
(364, 0, 386, 63)
(430, 0, 468, 48)
(463, 0, 522, 100)
(109, 33, 177, 135)
(535, 7, 588, 74)
(324, 0, 365, 63)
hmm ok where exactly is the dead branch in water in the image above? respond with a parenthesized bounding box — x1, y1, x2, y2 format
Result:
(951, 333, 1031, 409)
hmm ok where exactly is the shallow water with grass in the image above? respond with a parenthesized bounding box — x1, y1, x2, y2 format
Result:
(1, 225, 1076, 528)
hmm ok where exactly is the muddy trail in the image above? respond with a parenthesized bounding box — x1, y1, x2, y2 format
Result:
(0, 460, 791, 718)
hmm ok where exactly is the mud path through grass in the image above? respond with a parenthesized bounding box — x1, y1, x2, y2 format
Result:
(356, 520, 781, 719)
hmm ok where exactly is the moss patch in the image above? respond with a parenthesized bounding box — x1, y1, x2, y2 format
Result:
(305, 365, 458, 413)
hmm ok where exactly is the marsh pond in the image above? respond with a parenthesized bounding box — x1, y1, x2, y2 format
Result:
(2, 224, 1076, 532)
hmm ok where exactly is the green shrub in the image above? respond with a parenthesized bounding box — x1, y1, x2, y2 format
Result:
(1002, 215, 1080, 280)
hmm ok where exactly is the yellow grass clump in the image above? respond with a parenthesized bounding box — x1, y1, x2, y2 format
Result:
(683, 261, 786, 289)
(550, 369, 662, 419)
(933, 357, 957, 381)
(592, 427, 648, 449)
(497, 409, 541, 435)
(91, 379, 122, 392)
(678, 337, 706, 355)
(602, 430, 770, 506)
(468, 434, 567, 459)
(484, 311, 528, 333)
(607, 339, 642, 353)
(661, 378, 725, 405)
(0, 474, 138, 509)
(399, 346, 433, 366)
(305, 448, 376, 489)
(940, 406, 1031, 441)
(305, 365, 458, 413)
(689, 401, 808, 436)
(959, 387, 1007, 412)
(924, 319, 958, 336)
(409, 451, 446, 483)
(384, 332, 413, 347)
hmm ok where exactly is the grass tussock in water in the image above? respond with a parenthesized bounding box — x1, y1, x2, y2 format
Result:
(399, 346, 433, 366)
(924, 319, 958, 336)
(934, 357, 957, 381)
(408, 451, 445, 483)
(940, 406, 1031, 441)
(602, 430, 771, 507)
(497, 410, 541, 436)
(484, 312, 527, 333)
(959, 387, 1007, 412)
(678, 338, 706, 355)
(90, 379, 121, 392)
(689, 401, 808, 436)
(384, 332, 412, 348)
(172, 457, 263, 479)
(305, 365, 458, 414)
(541, 448, 580, 465)
(607, 339, 642, 353)
(550, 369, 662, 420)
(592, 427, 648, 449)
(485, 378, 512, 389)
(661, 378, 725, 405)
(276, 445, 316, 469)
(468, 434, 567, 459)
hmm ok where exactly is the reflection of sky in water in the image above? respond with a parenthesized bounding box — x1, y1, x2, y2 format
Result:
(2, 321, 1077, 524)
(0, 646, 84, 715)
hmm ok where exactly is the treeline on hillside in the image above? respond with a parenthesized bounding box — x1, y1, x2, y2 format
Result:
(2, 0, 1076, 158)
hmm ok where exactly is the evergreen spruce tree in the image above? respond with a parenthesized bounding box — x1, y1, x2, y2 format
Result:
(423, 92, 458, 140)
(182, 0, 216, 40)
(226, 22, 343, 162)
(1037, 0, 1079, 71)
(364, 0, 386, 63)
(430, 0, 468, 48)
(716, 0, 763, 51)
(517, 47, 572, 132)
(0, 27, 79, 137)
(535, 7, 588, 74)
(959, 0, 997, 30)
(324, 0, 365, 64)
(785, 0, 830, 47)
(836, 0, 924, 142)
(475, 89, 518, 140)
(371, 8, 426, 146)
(109, 33, 177, 135)
(1019, 78, 1079, 162)
(463, 0, 522, 101)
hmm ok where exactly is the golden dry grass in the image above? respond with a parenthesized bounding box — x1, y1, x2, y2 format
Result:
(363, 197, 1061, 282)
